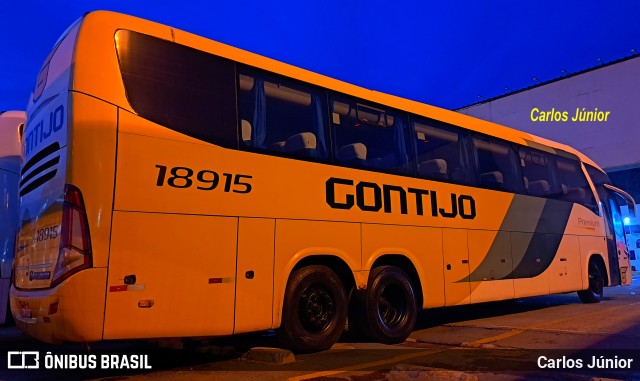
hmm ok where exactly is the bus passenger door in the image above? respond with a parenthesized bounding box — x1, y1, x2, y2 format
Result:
(603, 191, 630, 286)
(442, 229, 470, 306)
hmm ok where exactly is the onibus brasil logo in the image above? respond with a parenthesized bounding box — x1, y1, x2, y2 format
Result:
(7, 351, 152, 369)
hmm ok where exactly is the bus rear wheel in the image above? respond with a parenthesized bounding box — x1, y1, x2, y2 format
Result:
(578, 261, 604, 303)
(362, 266, 417, 344)
(278, 265, 347, 353)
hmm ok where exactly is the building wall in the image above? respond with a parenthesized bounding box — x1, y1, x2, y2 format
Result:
(458, 56, 640, 171)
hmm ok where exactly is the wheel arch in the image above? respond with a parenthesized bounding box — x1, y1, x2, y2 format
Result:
(274, 251, 357, 328)
(291, 255, 357, 294)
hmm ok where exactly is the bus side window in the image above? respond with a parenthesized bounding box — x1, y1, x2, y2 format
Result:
(519, 147, 556, 198)
(237, 71, 328, 160)
(472, 135, 524, 193)
(555, 156, 598, 213)
(116, 30, 237, 148)
(412, 118, 475, 185)
(330, 96, 410, 173)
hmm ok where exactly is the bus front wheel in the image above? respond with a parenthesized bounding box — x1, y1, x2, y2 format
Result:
(362, 266, 417, 344)
(278, 265, 347, 353)
(578, 261, 604, 303)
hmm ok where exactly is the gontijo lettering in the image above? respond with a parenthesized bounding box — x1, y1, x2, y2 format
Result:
(325, 177, 476, 219)
(24, 104, 64, 156)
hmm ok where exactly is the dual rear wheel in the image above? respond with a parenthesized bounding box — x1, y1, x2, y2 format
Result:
(278, 265, 347, 352)
(279, 265, 417, 352)
(352, 266, 417, 344)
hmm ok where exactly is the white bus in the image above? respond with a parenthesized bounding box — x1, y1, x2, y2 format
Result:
(0, 110, 25, 324)
(623, 220, 640, 273)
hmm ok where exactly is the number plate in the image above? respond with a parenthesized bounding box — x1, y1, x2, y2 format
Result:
(19, 302, 32, 319)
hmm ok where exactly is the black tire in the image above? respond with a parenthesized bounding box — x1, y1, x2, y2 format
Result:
(578, 261, 604, 303)
(362, 266, 417, 344)
(347, 288, 368, 340)
(278, 265, 347, 353)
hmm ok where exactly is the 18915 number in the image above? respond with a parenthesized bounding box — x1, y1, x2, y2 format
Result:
(36, 226, 59, 242)
(155, 165, 252, 193)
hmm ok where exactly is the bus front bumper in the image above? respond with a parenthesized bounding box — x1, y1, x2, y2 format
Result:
(10, 268, 107, 343)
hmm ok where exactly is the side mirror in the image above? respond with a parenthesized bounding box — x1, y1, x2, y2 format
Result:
(604, 184, 636, 217)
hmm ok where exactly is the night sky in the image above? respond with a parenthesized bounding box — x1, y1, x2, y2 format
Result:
(2, 1, 639, 112)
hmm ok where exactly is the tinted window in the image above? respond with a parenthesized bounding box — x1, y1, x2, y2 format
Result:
(584, 163, 609, 216)
(585, 163, 611, 187)
(331, 96, 410, 173)
(473, 136, 523, 193)
(237, 70, 328, 159)
(116, 30, 237, 148)
(519, 147, 557, 197)
(412, 119, 475, 185)
(555, 157, 597, 211)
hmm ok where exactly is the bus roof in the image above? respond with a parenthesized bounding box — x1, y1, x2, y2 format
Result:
(72, 11, 601, 170)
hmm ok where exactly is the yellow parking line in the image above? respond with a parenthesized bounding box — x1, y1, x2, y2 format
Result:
(287, 348, 446, 381)
(469, 328, 525, 346)
(469, 302, 631, 346)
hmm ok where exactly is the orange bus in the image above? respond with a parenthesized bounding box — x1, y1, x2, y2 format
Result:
(11, 11, 634, 352)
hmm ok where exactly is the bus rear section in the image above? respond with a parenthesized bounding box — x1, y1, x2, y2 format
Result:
(0, 111, 25, 324)
(10, 18, 117, 343)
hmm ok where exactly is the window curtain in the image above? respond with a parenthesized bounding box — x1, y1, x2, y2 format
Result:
(311, 94, 326, 159)
(393, 115, 409, 170)
(251, 79, 267, 148)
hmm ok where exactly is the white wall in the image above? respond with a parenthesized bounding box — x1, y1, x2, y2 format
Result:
(458, 56, 640, 171)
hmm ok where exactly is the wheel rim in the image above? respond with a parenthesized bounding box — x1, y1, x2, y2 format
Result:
(299, 285, 335, 333)
(589, 265, 603, 294)
(377, 283, 407, 328)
